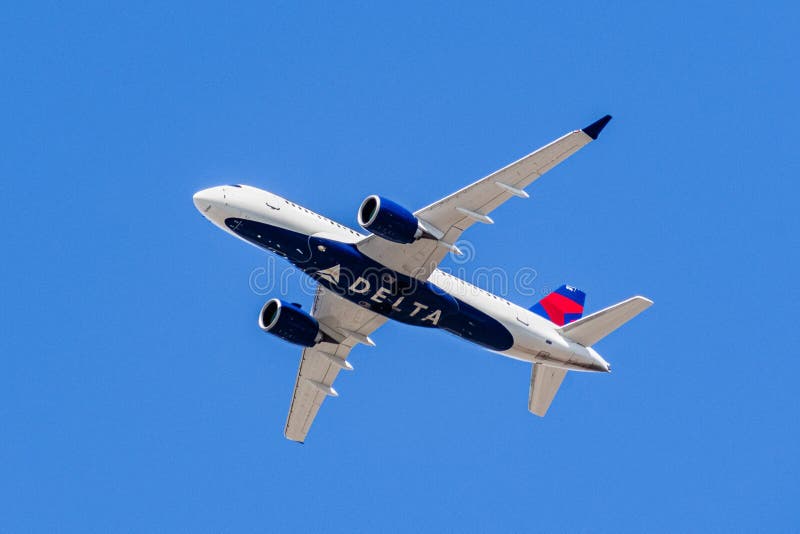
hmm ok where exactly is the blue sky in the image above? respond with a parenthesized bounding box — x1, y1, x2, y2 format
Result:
(2, 1, 799, 531)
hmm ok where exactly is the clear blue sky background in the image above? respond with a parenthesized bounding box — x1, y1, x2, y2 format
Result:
(2, 2, 798, 532)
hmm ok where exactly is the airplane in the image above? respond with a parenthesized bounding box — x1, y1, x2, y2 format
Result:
(193, 115, 652, 442)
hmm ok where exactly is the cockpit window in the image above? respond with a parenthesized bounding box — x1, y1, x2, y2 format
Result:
(227, 184, 242, 188)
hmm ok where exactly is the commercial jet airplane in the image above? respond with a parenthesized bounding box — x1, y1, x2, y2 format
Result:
(193, 115, 652, 442)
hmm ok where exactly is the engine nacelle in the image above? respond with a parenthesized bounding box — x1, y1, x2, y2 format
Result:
(258, 298, 321, 347)
(357, 195, 423, 244)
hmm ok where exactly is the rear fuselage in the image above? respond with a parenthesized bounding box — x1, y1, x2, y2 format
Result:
(193, 184, 610, 373)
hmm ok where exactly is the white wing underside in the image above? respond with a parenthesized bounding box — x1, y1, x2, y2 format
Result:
(356, 127, 598, 279)
(284, 286, 387, 442)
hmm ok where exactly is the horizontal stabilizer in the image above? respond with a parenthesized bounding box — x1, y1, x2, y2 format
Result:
(528, 363, 568, 417)
(558, 296, 653, 347)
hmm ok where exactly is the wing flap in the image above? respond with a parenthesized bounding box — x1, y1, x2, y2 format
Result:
(528, 363, 568, 417)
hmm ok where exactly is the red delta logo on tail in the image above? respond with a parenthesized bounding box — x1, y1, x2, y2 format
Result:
(530, 285, 586, 326)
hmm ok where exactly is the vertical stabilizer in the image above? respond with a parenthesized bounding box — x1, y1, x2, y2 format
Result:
(530, 285, 586, 326)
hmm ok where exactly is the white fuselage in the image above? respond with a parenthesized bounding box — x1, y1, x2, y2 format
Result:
(193, 184, 610, 373)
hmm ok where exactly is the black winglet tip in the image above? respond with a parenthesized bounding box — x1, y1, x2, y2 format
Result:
(582, 114, 612, 140)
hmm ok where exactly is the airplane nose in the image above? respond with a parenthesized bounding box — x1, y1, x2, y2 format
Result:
(193, 188, 218, 214)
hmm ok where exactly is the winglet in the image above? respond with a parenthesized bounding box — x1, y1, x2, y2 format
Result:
(581, 114, 612, 140)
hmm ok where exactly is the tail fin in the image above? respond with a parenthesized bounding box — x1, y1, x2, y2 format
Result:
(558, 296, 653, 346)
(530, 284, 586, 326)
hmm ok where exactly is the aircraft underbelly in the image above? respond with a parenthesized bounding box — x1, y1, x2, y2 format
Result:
(226, 217, 514, 351)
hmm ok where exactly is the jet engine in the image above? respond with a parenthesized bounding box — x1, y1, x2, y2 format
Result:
(258, 298, 321, 347)
(357, 195, 425, 244)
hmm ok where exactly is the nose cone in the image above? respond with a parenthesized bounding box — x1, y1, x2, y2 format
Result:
(193, 187, 221, 214)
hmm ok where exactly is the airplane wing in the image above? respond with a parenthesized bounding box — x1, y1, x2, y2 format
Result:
(357, 115, 612, 279)
(284, 285, 387, 442)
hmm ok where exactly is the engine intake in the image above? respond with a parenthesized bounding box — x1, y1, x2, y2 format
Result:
(358, 195, 422, 244)
(258, 298, 321, 347)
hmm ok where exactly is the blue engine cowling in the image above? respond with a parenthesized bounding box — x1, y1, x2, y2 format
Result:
(357, 195, 421, 244)
(258, 298, 321, 347)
